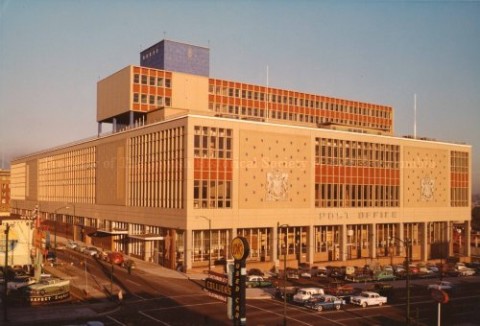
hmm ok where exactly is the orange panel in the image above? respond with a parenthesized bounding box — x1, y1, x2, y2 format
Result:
(133, 85, 140, 92)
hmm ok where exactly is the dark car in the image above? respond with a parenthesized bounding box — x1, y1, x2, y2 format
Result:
(247, 268, 265, 277)
(371, 282, 394, 299)
(46, 251, 56, 262)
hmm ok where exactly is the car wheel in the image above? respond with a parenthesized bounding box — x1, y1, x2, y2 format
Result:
(335, 304, 341, 310)
(362, 302, 367, 308)
(317, 305, 323, 312)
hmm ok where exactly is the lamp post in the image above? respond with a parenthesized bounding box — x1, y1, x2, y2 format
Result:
(53, 206, 70, 255)
(390, 236, 412, 325)
(196, 216, 212, 273)
(3, 223, 10, 322)
(278, 222, 289, 326)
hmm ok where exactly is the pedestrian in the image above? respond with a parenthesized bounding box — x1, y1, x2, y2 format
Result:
(118, 289, 123, 303)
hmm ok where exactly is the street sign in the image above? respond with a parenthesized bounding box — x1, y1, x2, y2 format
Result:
(431, 288, 449, 304)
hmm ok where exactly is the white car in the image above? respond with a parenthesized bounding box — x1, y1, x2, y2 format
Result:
(455, 264, 476, 276)
(350, 291, 387, 308)
(427, 281, 453, 291)
(293, 287, 324, 303)
(83, 247, 100, 257)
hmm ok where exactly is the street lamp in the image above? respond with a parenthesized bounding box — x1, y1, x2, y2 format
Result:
(390, 236, 412, 326)
(53, 206, 70, 255)
(3, 222, 11, 322)
(196, 216, 212, 273)
(278, 222, 289, 326)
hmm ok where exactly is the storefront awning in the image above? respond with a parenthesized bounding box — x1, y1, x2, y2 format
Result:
(128, 233, 165, 241)
(89, 228, 129, 237)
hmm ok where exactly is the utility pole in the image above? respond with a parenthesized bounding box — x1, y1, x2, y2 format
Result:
(3, 223, 10, 322)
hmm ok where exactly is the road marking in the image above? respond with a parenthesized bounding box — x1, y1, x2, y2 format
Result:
(247, 302, 347, 326)
(107, 315, 127, 326)
(144, 301, 221, 312)
(139, 310, 172, 325)
(126, 279, 142, 287)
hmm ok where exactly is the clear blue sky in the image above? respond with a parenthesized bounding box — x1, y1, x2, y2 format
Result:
(1, 0, 479, 193)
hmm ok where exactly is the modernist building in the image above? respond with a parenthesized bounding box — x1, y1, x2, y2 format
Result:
(10, 40, 471, 272)
(0, 169, 10, 216)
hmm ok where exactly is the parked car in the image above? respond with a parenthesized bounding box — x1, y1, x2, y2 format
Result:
(427, 281, 453, 291)
(107, 252, 124, 265)
(66, 241, 78, 250)
(247, 268, 265, 277)
(83, 247, 100, 257)
(286, 268, 299, 280)
(374, 270, 396, 281)
(293, 287, 324, 304)
(122, 259, 136, 271)
(246, 276, 272, 288)
(274, 286, 298, 302)
(74, 245, 87, 253)
(370, 282, 394, 300)
(350, 291, 387, 308)
(455, 263, 476, 276)
(311, 265, 328, 277)
(325, 284, 355, 303)
(46, 251, 56, 262)
(305, 294, 345, 312)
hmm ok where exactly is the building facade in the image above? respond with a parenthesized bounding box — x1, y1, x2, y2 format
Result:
(10, 40, 471, 272)
(0, 169, 10, 216)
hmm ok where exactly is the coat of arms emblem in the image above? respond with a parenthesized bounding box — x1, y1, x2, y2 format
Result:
(266, 170, 289, 201)
(420, 176, 435, 201)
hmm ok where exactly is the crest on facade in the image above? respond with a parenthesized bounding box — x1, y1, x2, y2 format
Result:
(266, 170, 289, 201)
(420, 176, 435, 201)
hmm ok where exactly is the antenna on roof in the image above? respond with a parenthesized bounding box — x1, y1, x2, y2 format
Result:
(414, 94, 417, 139)
(266, 65, 269, 122)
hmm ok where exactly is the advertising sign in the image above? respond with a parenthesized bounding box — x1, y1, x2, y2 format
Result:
(231, 236, 249, 326)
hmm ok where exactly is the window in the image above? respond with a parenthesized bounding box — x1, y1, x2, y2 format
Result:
(193, 126, 233, 209)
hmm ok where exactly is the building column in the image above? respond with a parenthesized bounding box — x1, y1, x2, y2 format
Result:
(465, 220, 471, 257)
(308, 225, 315, 265)
(97, 122, 102, 136)
(129, 111, 134, 127)
(422, 222, 428, 261)
(185, 229, 192, 271)
(341, 225, 348, 262)
(272, 224, 279, 273)
(370, 223, 377, 259)
(145, 240, 152, 262)
(113, 117, 117, 132)
(398, 223, 405, 257)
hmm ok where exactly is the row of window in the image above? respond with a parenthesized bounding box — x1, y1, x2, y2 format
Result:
(133, 93, 171, 107)
(315, 184, 400, 208)
(316, 138, 400, 166)
(193, 126, 234, 209)
(208, 82, 391, 119)
(128, 128, 185, 208)
(37, 147, 96, 204)
(451, 151, 469, 207)
(134, 74, 171, 88)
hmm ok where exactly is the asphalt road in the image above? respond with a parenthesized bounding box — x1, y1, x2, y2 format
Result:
(6, 251, 480, 326)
